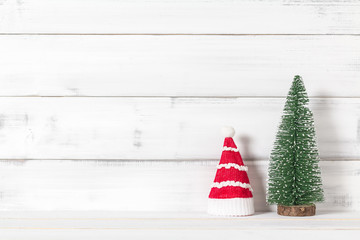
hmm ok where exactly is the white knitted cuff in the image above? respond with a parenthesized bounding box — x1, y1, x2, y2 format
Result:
(208, 198, 254, 216)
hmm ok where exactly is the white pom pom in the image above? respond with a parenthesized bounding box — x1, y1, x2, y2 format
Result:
(221, 126, 235, 138)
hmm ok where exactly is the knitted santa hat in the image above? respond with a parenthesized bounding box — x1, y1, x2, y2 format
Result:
(208, 126, 255, 216)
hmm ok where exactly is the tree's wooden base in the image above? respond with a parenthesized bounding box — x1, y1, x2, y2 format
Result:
(277, 204, 316, 216)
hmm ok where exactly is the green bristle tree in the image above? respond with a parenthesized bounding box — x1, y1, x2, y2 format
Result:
(267, 75, 324, 206)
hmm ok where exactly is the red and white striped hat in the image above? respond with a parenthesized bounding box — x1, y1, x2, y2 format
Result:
(208, 126, 254, 216)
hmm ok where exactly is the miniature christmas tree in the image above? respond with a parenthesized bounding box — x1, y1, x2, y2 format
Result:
(267, 75, 324, 216)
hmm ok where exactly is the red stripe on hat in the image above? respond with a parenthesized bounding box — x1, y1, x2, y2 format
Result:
(220, 138, 244, 165)
(223, 137, 237, 148)
(219, 151, 244, 165)
(209, 186, 253, 199)
(214, 168, 250, 183)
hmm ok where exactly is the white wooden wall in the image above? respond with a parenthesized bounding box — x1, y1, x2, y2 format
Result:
(0, 0, 359, 212)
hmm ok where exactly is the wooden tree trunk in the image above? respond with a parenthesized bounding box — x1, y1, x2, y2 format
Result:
(277, 204, 316, 216)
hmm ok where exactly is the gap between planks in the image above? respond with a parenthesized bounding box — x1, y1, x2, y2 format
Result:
(0, 159, 359, 162)
(0, 96, 359, 99)
(0, 228, 358, 231)
(0, 33, 360, 36)
(0, 217, 359, 221)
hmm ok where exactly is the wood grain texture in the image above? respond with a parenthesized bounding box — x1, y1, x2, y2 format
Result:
(0, 0, 359, 34)
(0, 229, 358, 240)
(0, 160, 359, 212)
(0, 97, 358, 160)
(0, 212, 359, 229)
(277, 204, 316, 216)
(0, 35, 359, 97)
(0, 212, 359, 240)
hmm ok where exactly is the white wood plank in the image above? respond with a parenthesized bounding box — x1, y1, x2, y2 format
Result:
(0, 0, 359, 34)
(0, 97, 358, 160)
(0, 212, 359, 229)
(0, 35, 359, 97)
(0, 160, 359, 212)
(0, 210, 359, 220)
(0, 229, 358, 240)
(0, 212, 359, 240)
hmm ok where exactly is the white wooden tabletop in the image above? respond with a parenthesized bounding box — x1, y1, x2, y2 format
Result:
(0, 211, 359, 240)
